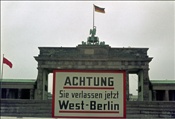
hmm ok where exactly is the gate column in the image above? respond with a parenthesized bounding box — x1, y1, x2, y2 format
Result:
(126, 70, 129, 101)
(142, 69, 151, 101)
(35, 68, 43, 100)
(138, 69, 150, 101)
(35, 68, 48, 100)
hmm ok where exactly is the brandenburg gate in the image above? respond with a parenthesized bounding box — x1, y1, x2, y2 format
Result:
(34, 27, 153, 101)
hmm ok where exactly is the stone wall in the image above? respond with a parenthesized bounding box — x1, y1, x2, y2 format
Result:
(1, 99, 175, 118)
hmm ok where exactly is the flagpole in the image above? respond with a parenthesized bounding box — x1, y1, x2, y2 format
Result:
(0, 34, 1, 80)
(93, 4, 95, 28)
(1, 54, 4, 79)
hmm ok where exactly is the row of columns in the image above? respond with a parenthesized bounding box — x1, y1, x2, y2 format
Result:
(1, 88, 34, 99)
(153, 90, 175, 101)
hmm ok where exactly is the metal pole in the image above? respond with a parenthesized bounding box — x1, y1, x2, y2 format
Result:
(0, 29, 1, 79)
(0, 55, 3, 99)
(93, 4, 95, 28)
(1, 54, 4, 79)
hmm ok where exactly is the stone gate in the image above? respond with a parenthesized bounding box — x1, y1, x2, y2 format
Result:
(34, 45, 152, 101)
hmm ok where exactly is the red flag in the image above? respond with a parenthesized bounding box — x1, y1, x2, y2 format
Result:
(3, 57, 13, 68)
(94, 5, 105, 13)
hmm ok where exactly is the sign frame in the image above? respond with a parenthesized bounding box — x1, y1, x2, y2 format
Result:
(52, 69, 126, 118)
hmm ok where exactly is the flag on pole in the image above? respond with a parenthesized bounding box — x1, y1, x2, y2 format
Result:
(3, 57, 13, 68)
(94, 4, 105, 13)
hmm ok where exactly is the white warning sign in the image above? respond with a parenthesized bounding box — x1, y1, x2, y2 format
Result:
(52, 70, 126, 118)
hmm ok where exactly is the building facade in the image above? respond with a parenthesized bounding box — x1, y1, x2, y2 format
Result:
(151, 80, 175, 101)
(1, 79, 175, 101)
(0, 79, 35, 99)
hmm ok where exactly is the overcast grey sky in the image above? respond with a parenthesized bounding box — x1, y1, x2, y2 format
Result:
(1, 1, 174, 94)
